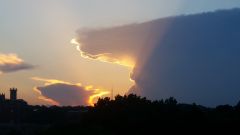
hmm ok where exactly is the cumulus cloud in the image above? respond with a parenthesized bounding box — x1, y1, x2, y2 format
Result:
(32, 77, 109, 106)
(0, 53, 34, 74)
(73, 8, 240, 106)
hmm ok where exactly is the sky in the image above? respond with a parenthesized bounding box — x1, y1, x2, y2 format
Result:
(1, 0, 240, 106)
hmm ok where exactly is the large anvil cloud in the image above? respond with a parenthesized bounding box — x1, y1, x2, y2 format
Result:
(73, 8, 240, 106)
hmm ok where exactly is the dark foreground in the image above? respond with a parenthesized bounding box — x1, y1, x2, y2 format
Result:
(1, 94, 240, 135)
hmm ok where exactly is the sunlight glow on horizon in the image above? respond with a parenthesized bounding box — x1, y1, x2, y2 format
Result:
(88, 91, 110, 106)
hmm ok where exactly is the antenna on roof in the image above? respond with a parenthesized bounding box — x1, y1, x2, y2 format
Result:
(111, 85, 114, 100)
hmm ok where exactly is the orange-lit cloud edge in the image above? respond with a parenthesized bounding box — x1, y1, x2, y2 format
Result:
(70, 39, 135, 69)
(32, 77, 110, 106)
(71, 38, 136, 83)
(0, 53, 24, 65)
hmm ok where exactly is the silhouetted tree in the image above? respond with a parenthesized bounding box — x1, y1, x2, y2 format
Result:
(164, 97, 177, 105)
(1, 93, 240, 134)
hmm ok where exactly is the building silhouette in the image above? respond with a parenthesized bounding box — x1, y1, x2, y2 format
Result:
(0, 93, 5, 101)
(10, 88, 17, 101)
(0, 88, 27, 105)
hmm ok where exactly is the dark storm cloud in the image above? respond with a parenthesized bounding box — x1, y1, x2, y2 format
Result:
(32, 77, 109, 106)
(36, 83, 94, 106)
(75, 8, 240, 106)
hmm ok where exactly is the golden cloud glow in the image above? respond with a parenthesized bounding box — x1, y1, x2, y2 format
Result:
(71, 38, 135, 68)
(88, 91, 110, 106)
(32, 77, 78, 86)
(32, 77, 109, 106)
(0, 53, 23, 65)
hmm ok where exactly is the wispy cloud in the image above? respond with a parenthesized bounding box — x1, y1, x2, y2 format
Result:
(0, 53, 34, 74)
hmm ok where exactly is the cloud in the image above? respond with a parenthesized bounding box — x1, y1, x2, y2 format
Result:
(73, 8, 240, 106)
(0, 53, 34, 74)
(32, 77, 109, 106)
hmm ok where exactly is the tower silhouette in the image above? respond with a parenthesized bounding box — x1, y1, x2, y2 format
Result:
(10, 88, 17, 101)
(0, 93, 5, 101)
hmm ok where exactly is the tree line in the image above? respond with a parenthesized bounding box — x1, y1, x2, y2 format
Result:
(1, 94, 240, 135)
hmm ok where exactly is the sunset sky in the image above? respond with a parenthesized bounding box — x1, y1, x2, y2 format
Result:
(1, 0, 240, 106)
